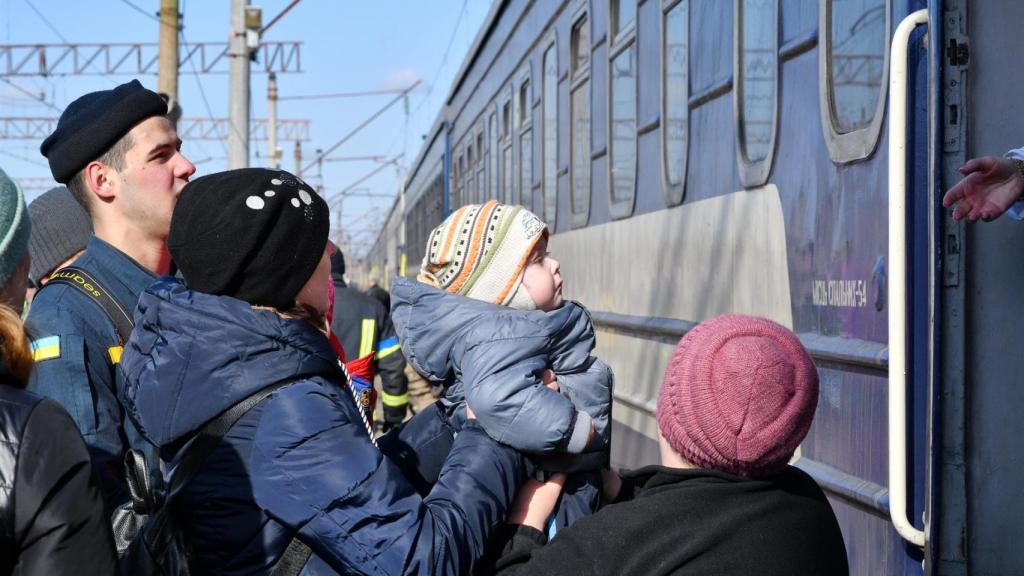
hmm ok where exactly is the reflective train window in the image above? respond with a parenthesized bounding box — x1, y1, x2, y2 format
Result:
(502, 95, 513, 204)
(735, 0, 777, 187)
(612, 0, 637, 41)
(489, 110, 498, 201)
(518, 74, 533, 208)
(570, 9, 591, 227)
(476, 130, 485, 203)
(455, 154, 464, 207)
(819, 0, 889, 162)
(542, 40, 558, 226)
(662, 0, 688, 205)
(608, 0, 637, 219)
(466, 143, 474, 205)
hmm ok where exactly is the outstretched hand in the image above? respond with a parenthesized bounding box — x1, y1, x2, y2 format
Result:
(943, 156, 1024, 222)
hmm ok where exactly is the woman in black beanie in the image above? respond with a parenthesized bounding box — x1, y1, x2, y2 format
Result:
(119, 168, 526, 575)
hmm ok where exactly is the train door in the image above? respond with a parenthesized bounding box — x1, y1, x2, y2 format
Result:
(939, 0, 1024, 573)
(889, 0, 947, 572)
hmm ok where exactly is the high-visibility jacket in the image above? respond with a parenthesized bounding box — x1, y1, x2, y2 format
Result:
(330, 276, 410, 424)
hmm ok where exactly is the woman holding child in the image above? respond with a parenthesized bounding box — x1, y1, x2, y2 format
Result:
(119, 169, 527, 575)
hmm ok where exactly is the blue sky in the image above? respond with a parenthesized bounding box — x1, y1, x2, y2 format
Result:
(0, 0, 491, 255)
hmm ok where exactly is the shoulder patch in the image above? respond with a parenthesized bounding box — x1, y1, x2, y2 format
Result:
(376, 336, 401, 359)
(30, 336, 61, 361)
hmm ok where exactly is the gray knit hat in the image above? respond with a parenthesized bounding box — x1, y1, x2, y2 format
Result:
(28, 186, 92, 284)
(0, 169, 32, 287)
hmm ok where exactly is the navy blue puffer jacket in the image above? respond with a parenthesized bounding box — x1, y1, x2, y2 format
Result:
(120, 278, 525, 575)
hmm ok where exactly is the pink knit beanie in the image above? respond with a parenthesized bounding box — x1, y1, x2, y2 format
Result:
(656, 314, 819, 478)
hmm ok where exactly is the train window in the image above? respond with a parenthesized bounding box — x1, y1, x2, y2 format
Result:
(570, 10, 591, 227)
(612, 0, 637, 42)
(819, 0, 889, 162)
(489, 111, 498, 201)
(476, 129, 485, 203)
(519, 74, 533, 208)
(502, 96, 513, 204)
(610, 47, 634, 215)
(466, 143, 475, 205)
(662, 0, 688, 205)
(735, 0, 777, 187)
(542, 40, 558, 226)
(456, 154, 464, 207)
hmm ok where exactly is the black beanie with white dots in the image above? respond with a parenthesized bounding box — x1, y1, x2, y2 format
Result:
(168, 168, 330, 309)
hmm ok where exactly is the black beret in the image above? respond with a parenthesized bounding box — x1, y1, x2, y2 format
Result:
(168, 168, 330, 310)
(40, 80, 168, 184)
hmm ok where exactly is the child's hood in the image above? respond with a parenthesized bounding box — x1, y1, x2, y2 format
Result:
(390, 277, 595, 382)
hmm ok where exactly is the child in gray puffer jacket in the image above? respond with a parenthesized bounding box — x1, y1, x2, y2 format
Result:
(387, 200, 613, 533)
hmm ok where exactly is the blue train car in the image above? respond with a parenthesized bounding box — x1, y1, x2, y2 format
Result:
(368, 0, 1023, 573)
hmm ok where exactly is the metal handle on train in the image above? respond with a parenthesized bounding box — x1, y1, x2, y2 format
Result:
(887, 8, 929, 549)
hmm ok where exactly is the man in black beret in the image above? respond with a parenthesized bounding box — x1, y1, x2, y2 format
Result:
(26, 79, 195, 513)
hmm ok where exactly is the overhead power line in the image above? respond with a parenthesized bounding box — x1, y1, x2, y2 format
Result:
(0, 78, 60, 112)
(279, 88, 414, 101)
(302, 80, 421, 174)
(330, 156, 402, 202)
(0, 148, 48, 168)
(323, 155, 389, 163)
(180, 26, 227, 155)
(261, 0, 302, 35)
(414, 0, 469, 116)
(22, 0, 118, 84)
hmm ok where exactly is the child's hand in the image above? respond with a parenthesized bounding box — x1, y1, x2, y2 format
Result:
(509, 473, 567, 530)
(540, 369, 559, 392)
(465, 403, 476, 420)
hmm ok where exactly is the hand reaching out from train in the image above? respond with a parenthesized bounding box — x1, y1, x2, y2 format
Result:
(943, 155, 1024, 221)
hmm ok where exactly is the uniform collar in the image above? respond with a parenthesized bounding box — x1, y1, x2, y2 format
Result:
(79, 235, 157, 305)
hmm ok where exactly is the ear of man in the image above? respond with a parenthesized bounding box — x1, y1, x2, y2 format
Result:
(66, 132, 135, 214)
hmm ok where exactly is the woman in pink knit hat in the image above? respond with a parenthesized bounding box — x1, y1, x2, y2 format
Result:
(494, 314, 848, 575)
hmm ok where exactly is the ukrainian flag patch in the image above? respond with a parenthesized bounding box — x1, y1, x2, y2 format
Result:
(31, 336, 61, 362)
(376, 336, 401, 359)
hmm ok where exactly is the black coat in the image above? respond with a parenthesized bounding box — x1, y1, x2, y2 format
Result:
(0, 384, 116, 576)
(331, 274, 410, 424)
(496, 465, 848, 576)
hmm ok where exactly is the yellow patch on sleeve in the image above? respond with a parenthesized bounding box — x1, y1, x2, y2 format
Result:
(30, 336, 61, 362)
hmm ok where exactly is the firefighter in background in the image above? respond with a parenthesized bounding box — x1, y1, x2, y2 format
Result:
(329, 245, 410, 431)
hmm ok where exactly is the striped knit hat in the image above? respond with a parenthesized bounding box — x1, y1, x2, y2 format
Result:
(418, 200, 547, 310)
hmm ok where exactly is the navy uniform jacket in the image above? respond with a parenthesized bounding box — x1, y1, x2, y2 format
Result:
(26, 235, 156, 512)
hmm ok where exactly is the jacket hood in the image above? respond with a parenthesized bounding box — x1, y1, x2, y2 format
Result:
(390, 277, 595, 381)
(120, 277, 341, 447)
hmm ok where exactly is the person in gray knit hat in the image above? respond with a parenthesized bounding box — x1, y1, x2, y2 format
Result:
(0, 169, 32, 314)
(27, 186, 92, 289)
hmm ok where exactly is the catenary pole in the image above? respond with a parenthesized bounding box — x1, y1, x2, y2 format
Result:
(157, 0, 179, 109)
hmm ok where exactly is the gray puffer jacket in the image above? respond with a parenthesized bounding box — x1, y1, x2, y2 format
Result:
(391, 278, 613, 458)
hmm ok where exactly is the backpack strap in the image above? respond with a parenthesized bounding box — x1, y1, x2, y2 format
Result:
(42, 266, 135, 346)
(163, 377, 315, 574)
(167, 377, 300, 496)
